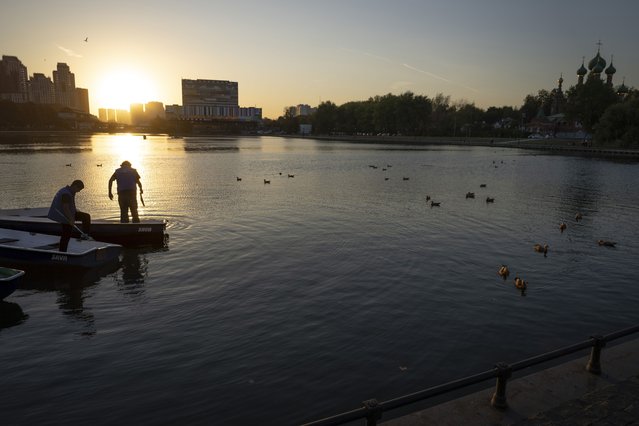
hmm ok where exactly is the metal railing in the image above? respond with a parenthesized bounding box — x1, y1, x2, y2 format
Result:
(302, 324, 639, 426)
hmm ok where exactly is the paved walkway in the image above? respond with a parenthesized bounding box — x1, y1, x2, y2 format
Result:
(383, 338, 639, 426)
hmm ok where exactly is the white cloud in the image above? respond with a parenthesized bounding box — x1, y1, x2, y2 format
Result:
(57, 45, 83, 58)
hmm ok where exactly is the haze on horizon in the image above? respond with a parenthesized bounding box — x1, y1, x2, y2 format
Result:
(2, 0, 638, 119)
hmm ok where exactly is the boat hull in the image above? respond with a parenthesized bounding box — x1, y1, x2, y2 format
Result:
(0, 228, 122, 271)
(0, 267, 25, 300)
(0, 208, 167, 247)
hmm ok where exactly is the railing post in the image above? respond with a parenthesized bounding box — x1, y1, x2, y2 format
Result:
(362, 399, 382, 426)
(586, 335, 606, 375)
(491, 362, 512, 410)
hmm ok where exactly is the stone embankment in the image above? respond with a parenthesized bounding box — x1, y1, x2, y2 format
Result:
(383, 338, 639, 425)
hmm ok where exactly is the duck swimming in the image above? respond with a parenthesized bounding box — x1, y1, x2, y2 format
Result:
(466, 192, 475, 199)
(560, 223, 567, 232)
(534, 243, 549, 257)
(498, 265, 510, 279)
(514, 276, 527, 290)
(575, 212, 583, 221)
(598, 240, 616, 247)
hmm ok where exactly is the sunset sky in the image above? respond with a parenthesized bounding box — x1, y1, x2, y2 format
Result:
(2, 0, 638, 119)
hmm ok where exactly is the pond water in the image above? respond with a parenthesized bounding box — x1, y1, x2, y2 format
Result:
(0, 134, 638, 425)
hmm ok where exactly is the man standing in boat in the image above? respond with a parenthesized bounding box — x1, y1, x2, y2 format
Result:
(48, 179, 91, 252)
(108, 160, 143, 223)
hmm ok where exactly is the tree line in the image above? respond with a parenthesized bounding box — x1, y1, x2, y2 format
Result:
(268, 79, 638, 148)
(2, 79, 638, 147)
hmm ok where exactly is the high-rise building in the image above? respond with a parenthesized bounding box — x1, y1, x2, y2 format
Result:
(0, 55, 28, 103)
(182, 79, 239, 119)
(145, 101, 165, 120)
(53, 62, 76, 108)
(29, 73, 55, 104)
(116, 109, 130, 124)
(130, 103, 145, 125)
(98, 108, 108, 122)
(75, 87, 90, 113)
(165, 104, 183, 120)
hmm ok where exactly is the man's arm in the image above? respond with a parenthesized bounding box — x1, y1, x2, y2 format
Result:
(136, 171, 143, 194)
(108, 174, 115, 200)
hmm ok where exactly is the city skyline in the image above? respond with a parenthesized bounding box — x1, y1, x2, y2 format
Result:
(2, 0, 639, 119)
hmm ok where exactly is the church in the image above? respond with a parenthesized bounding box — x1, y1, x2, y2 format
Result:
(528, 42, 629, 138)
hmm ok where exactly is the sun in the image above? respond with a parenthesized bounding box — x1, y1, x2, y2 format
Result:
(94, 68, 157, 110)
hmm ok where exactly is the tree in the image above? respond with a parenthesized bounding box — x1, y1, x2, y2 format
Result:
(564, 78, 618, 132)
(313, 101, 339, 134)
(520, 89, 553, 120)
(595, 99, 639, 147)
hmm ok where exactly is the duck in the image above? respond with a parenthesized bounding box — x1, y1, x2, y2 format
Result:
(466, 192, 475, 199)
(403, 177, 410, 181)
(534, 243, 549, 257)
(430, 201, 441, 207)
(288, 174, 294, 178)
(575, 212, 583, 221)
(480, 184, 487, 188)
(486, 197, 495, 203)
(426, 195, 431, 201)
(514, 276, 527, 290)
(65, 163, 72, 167)
(498, 265, 510, 279)
(236, 177, 242, 181)
(560, 222, 567, 232)
(384, 177, 389, 181)
(263, 179, 270, 184)
(598, 240, 616, 247)
(96, 163, 102, 167)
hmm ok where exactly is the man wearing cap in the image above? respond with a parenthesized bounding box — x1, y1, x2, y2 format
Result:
(108, 160, 143, 223)
(48, 179, 92, 252)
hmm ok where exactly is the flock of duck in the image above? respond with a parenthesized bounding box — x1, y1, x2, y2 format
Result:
(498, 210, 617, 295)
(234, 162, 617, 297)
(235, 172, 296, 185)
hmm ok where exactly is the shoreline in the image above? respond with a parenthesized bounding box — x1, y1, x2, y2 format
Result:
(303, 134, 639, 160)
(2, 130, 638, 160)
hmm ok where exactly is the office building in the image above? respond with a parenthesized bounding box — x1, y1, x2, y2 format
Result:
(29, 73, 55, 104)
(53, 63, 76, 108)
(145, 101, 165, 120)
(0, 55, 28, 103)
(75, 88, 90, 113)
(182, 79, 239, 119)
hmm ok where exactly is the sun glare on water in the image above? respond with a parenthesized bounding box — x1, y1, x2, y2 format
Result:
(94, 68, 157, 110)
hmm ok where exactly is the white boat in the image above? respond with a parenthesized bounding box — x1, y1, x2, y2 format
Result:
(0, 228, 121, 270)
(0, 207, 167, 247)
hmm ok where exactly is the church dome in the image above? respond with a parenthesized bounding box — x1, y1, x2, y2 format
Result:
(617, 78, 629, 94)
(577, 61, 587, 76)
(577, 64, 587, 76)
(605, 56, 616, 75)
(588, 52, 606, 71)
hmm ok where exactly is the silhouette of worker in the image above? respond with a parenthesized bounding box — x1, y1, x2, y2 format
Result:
(48, 180, 91, 252)
(108, 161, 143, 223)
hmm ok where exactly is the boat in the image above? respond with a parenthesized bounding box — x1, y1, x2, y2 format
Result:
(0, 207, 167, 247)
(0, 228, 121, 270)
(0, 267, 25, 300)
